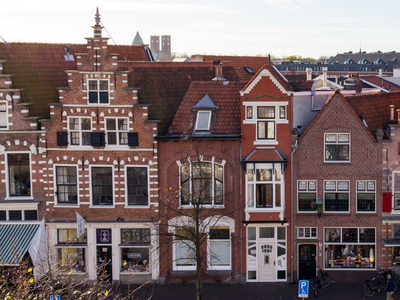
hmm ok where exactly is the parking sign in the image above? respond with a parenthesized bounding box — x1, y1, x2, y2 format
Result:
(298, 280, 309, 298)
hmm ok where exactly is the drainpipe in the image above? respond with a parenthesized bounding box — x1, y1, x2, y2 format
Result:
(240, 139, 243, 283)
(290, 131, 298, 284)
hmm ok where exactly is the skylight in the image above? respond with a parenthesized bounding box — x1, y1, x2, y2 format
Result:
(243, 66, 254, 75)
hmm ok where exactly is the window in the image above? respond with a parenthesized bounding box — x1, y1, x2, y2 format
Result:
(8, 153, 30, 197)
(357, 181, 375, 212)
(55, 166, 78, 204)
(25, 210, 37, 220)
(393, 172, 400, 210)
(325, 227, 375, 269)
(91, 167, 113, 206)
(209, 227, 231, 269)
(120, 228, 151, 273)
(173, 227, 195, 270)
(126, 167, 148, 206)
(195, 111, 211, 131)
(88, 80, 109, 104)
(9, 210, 22, 220)
(298, 227, 317, 239)
(246, 164, 283, 209)
(106, 118, 128, 145)
(298, 180, 317, 212)
(324, 181, 349, 212)
(180, 162, 223, 206)
(69, 117, 91, 146)
(325, 133, 350, 162)
(279, 106, 286, 119)
(0, 102, 7, 128)
(257, 106, 275, 140)
(57, 229, 87, 273)
(246, 106, 253, 119)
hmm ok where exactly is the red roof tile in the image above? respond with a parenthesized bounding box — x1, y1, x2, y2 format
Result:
(359, 75, 400, 91)
(0, 42, 150, 119)
(242, 148, 288, 162)
(168, 81, 246, 135)
(123, 62, 240, 135)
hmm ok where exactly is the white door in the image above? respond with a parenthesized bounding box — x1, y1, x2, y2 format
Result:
(258, 242, 275, 281)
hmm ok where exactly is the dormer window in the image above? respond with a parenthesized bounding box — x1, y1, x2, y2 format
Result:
(195, 111, 211, 131)
(88, 80, 109, 104)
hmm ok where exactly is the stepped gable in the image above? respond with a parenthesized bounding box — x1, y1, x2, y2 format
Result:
(168, 80, 246, 135)
(0, 42, 150, 119)
(123, 61, 240, 135)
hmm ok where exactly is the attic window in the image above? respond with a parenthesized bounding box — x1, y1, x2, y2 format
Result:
(244, 66, 254, 75)
(195, 111, 211, 131)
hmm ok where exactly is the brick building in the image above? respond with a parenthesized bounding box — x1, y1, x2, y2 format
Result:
(157, 79, 245, 283)
(240, 65, 293, 282)
(293, 90, 383, 282)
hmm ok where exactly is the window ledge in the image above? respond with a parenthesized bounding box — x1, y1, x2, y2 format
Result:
(205, 270, 232, 273)
(179, 205, 225, 209)
(53, 204, 80, 208)
(89, 205, 115, 208)
(323, 161, 351, 164)
(120, 272, 150, 275)
(171, 270, 196, 274)
(245, 208, 284, 212)
(124, 205, 150, 209)
(4, 197, 35, 201)
(253, 140, 278, 145)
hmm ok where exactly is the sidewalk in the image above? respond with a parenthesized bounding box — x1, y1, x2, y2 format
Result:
(120, 280, 373, 300)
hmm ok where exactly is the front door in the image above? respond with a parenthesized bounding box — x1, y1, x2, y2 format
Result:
(298, 244, 316, 280)
(97, 246, 112, 281)
(258, 242, 275, 281)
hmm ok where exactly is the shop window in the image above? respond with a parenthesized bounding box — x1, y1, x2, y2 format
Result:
(246, 164, 283, 209)
(9, 210, 22, 220)
(173, 227, 196, 270)
(209, 227, 231, 269)
(0, 102, 7, 129)
(57, 248, 86, 273)
(180, 162, 223, 206)
(24, 210, 37, 221)
(88, 80, 109, 104)
(91, 167, 113, 206)
(58, 229, 87, 244)
(324, 133, 350, 162)
(0, 211, 6, 221)
(298, 180, 317, 212)
(8, 153, 31, 197)
(324, 181, 349, 212)
(121, 228, 150, 244)
(106, 118, 128, 145)
(120, 248, 149, 273)
(126, 167, 148, 206)
(55, 166, 78, 204)
(69, 117, 91, 146)
(393, 172, 400, 210)
(357, 181, 375, 212)
(393, 224, 400, 238)
(325, 227, 375, 269)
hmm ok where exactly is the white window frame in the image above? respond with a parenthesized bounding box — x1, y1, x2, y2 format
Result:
(393, 171, 400, 211)
(356, 180, 376, 213)
(5, 151, 33, 199)
(172, 227, 196, 271)
(87, 79, 110, 105)
(179, 161, 224, 207)
(298, 227, 317, 239)
(246, 105, 253, 120)
(245, 163, 284, 212)
(105, 117, 129, 146)
(0, 101, 8, 130)
(67, 117, 92, 147)
(297, 180, 317, 213)
(324, 133, 350, 163)
(324, 180, 350, 213)
(89, 165, 114, 208)
(195, 111, 212, 131)
(124, 165, 150, 208)
(53, 164, 79, 207)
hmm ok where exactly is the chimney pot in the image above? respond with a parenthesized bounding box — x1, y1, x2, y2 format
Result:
(390, 104, 395, 120)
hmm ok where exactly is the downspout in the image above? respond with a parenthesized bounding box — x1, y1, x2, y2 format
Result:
(240, 137, 243, 283)
(290, 138, 298, 284)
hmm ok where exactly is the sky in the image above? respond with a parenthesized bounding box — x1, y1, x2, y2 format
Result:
(2, 0, 400, 59)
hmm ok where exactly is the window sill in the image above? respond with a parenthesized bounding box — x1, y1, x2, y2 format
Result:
(59, 272, 87, 275)
(171, 270, 196, 274)
(253, 140, 278, 145)
(89, 205, 115, 208)
(104, 146, 130, 150)
(4, 197, 35, 201)
(124, 205, 150, 209)
(179, 205, 225, 209)
(205, 269, 232, 273)
(323, 211, 350, 214)
(245, 208, 284, 212)
(356, 211, 377, 214)
(323, 161, 351, 164)
(53, 204, 80, 208)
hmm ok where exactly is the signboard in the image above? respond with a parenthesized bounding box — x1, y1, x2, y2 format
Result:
(298, 280, 309, 298)
(50, 296, 60, 300)
(97, 229, 112, 244)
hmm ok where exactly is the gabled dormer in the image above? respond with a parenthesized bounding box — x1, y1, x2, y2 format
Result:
(192, 94, 218, 133)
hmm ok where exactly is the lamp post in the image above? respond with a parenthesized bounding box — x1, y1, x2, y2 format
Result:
(315, 198, 323, 218)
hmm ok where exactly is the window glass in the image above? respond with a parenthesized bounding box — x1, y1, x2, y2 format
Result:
(121, 248, 150, 273)
(0, 102, 7, 128)
(325, 133, 350, 161)
(248, 227, 256, 240)
(210, 227, 230, 267)
(257, 106, 275, 119)
(56, 166, 77, 204)
(121, 228, 151, 244)
(58, 248, 86, 272)
(127, 167, 148, 205)
(58, 229, 87, 244)
(8, 153, 30, 196)
(92, 167, 113, 205)
(247, 106, 253, 119)
(196, 111, 211, 130)
(259, 227, 274, 239)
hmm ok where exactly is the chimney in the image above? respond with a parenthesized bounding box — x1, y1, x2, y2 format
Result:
(356, 77, 362, 94)
(322, 67, 328, 87)
(212, 60, 226, 81)
(379, 69, 382, 78)
(291, 68, 296, 75)
(306, 68, 312, 81)
(390, 105, 395, 121)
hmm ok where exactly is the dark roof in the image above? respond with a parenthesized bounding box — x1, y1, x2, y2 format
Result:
(241, 148, 288, 163)
(284, 74, 317, 82)
(331, 52, 400, 65)
(0, 42, 151, 119)
(168, 80, 245, 135)
(290, 80, 314, 91)
(359, 76, 400, 91)
(123, 62, 240, 135)
(345, 91, 400, 139)
(199, 55, 270, 81)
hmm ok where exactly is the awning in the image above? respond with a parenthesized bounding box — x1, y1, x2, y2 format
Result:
(0, 223, 40, 265)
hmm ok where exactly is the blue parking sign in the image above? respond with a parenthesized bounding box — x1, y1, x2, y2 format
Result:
(298, 280, 309, 298)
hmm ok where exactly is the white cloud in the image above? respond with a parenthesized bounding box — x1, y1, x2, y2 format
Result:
(263, 0, 313, 9)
